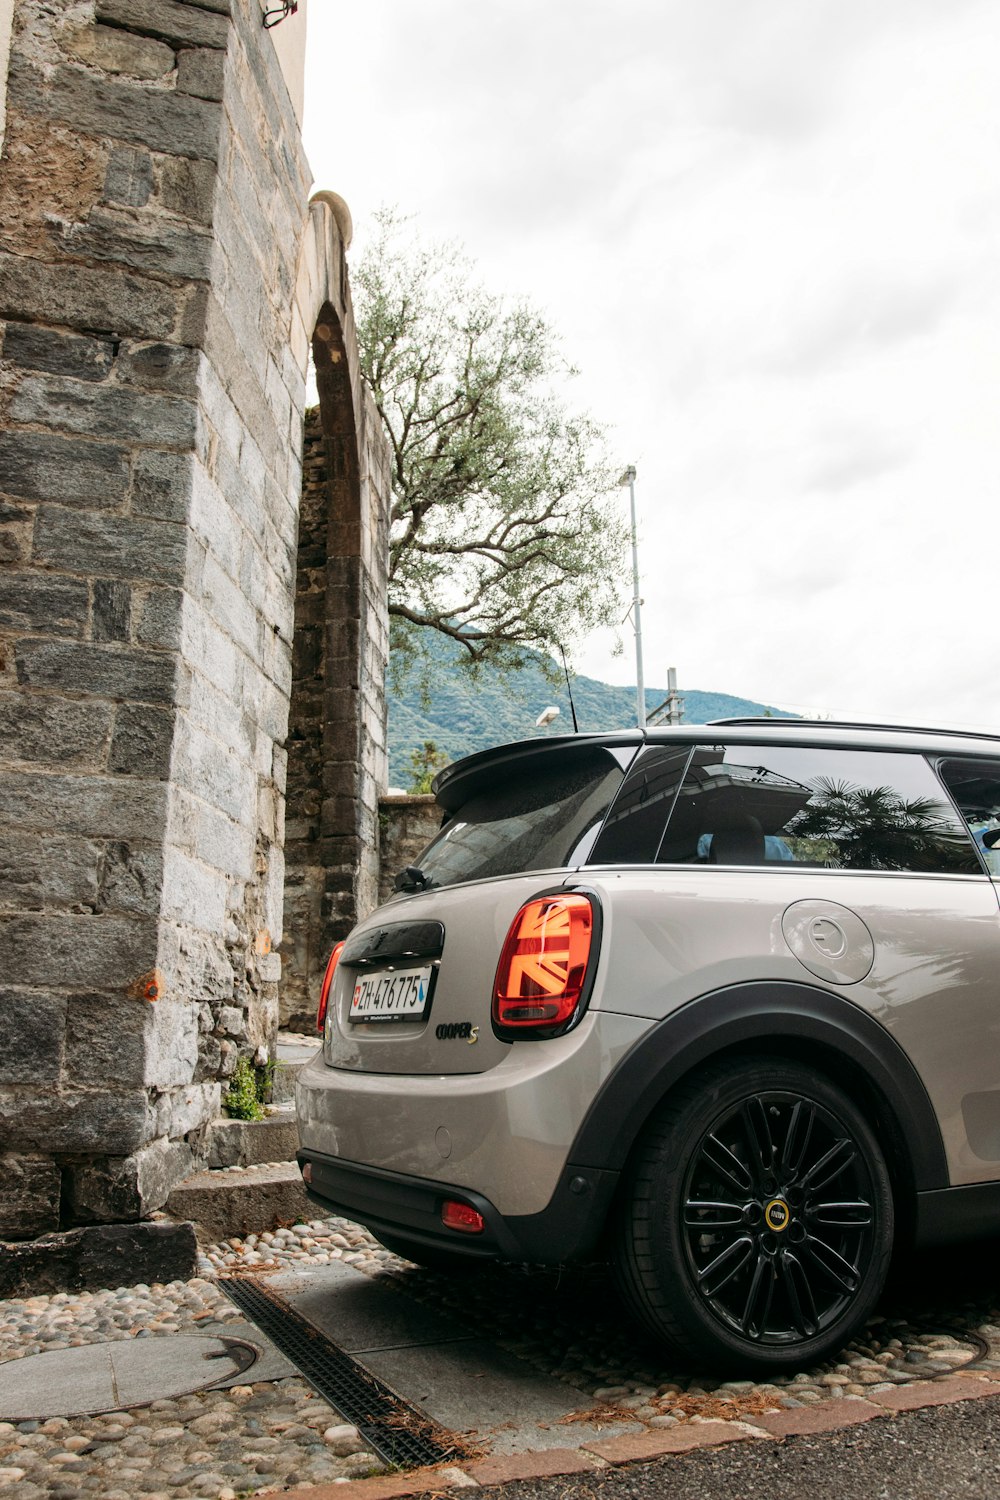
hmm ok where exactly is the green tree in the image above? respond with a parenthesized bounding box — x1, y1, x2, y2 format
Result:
(352, 209, 627, 672)
(406, 740, 450, 795)
(789, 778, 973, 871)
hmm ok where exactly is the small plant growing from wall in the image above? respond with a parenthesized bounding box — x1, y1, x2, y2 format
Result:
(223, 1057, 267, 1121)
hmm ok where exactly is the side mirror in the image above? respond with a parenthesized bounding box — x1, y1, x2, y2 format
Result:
(982, 828, 1000, 850)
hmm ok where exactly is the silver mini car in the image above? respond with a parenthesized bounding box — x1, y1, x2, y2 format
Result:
(296, 719, 1000, 1373)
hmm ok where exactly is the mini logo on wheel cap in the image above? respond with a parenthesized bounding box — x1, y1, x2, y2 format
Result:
(765, 1198, 790, 1232)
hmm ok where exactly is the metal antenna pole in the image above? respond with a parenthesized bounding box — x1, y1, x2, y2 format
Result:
(622, 466, 645, 727)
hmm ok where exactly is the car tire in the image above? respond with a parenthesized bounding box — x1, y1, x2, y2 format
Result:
(371, 1231, 484, 1272)
(613, 1054, 895, 1374)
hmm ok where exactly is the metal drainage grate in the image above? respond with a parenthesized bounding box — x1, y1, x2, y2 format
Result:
(220, 1275, 464, 1469)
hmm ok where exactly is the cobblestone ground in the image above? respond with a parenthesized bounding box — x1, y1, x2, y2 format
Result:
(2, 1218, 999, 1499)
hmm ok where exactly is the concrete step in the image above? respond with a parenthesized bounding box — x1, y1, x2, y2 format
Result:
(164, 1161, 309, 1243)
(206, 1111, 299, 1169)
(271, 1031, 318, 1105)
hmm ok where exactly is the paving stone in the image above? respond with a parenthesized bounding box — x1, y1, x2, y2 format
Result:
(868, 1374, 997, 1411)
(752, 1397, 887, 1436)
(465, 1446, 599, 1484)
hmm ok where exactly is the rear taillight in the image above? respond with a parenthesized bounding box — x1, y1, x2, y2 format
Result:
(316, 941, 345, 1033)
(493, 893, 596, 1037)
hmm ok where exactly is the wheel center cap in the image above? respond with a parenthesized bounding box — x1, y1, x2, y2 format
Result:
(764, 1197, 791, 1232)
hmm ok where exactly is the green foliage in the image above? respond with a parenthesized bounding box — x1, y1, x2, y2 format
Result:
(223, 1058, 266, 1122)
(353, 208, 628, 672)
(406, 740, 450, 794)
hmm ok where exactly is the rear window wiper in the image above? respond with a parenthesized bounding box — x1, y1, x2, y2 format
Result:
(393, 865, 431, 893)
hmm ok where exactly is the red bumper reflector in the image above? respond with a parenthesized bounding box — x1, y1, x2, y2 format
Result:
(441, 1200, 485, 1234)
(301, 1161, 312, 1184)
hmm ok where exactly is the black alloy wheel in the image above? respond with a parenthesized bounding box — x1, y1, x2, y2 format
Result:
(614, 1056, 895, 1374)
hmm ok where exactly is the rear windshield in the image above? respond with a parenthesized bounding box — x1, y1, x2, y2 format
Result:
(415, 751, 624, 890)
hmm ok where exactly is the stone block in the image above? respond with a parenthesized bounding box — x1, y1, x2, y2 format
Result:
(69, 1137, 196, 1222)
(92, 579, 132, 643)
(109, 703, 176, 778)
(160, 845, 229, 929)
(0, 1154, 61, 1239)
(0, 692, 112, 769)
(0, 829, 101, 913)
(0, 250, 182, 341)
(1, 323, 115, 382)
(64, 22, 175, 80)
(0, 1083, 153, 1155)
(207, 1114, 299, 1169)
(10, 59, 223, 163)
(136, 587, 185, 652)
(95, 840, 164, 916)
(12, 373, 197, 448)
(172, 715, 253, 823)
(0, 911, 157, 989)
(119, 340, 202, 395)
(16, 638, 178, 705)
(157, 1081, 220, 1139)
(64, 996, 148, 1090)
(215, 1005, 244, 1035)
(0, 991, 66, 1083)
(143, 1000, 200, 1088)
(96, 0, 229, 50)
(130, 449, 194, 523)
(188, 796, 255, 881)
(0, 431, 129, 507)
(54, 204, 215, 284)
(156, 153, 216, 224)
(177, 46, 226, 100)
(104, 144, 153, 207)
(0, 1221, 198, 1297)
(200, 549, 261, 659)
(34, 505, 189, 584)
(0, 770, 168, 840)
(0, 572, 89, 638)
(0, 511, 32, 564)
(164, 1161, 308, 1241)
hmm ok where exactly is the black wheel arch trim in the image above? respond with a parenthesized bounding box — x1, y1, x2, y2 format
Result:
(570, 980, 948, 1192)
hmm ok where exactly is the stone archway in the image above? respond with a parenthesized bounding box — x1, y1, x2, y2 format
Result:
(280, 199, 391, 1032)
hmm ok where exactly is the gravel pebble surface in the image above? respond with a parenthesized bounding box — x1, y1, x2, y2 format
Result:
(1, 1214, 998, 1498)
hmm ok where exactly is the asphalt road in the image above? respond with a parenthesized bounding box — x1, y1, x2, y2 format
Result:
(453, 1393, 1000, 1500)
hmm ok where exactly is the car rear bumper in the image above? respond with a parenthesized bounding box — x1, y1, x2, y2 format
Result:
(297, 1147, 620, 1264)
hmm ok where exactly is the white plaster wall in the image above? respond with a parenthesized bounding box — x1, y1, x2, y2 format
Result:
(261, 0, 306, 126)
(0, 0, 14, 155)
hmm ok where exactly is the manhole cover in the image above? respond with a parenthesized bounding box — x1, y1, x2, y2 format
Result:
(0, 1334, 259, 1421)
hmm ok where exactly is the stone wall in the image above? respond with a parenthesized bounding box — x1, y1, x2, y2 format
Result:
(0, 0, 389, 1235)
(280, 387, 390, 1031)
(377, 795, 441, 908)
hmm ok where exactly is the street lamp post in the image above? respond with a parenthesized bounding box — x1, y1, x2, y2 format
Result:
(621, 465, 645, 728)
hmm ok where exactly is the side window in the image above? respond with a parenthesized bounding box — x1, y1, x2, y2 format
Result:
(588, 746, 692, 864)
(937, 760, 1000, 877)
(657, 744, 980, 874)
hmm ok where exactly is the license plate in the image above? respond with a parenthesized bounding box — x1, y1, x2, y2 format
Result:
(349, 964, 434, 1023)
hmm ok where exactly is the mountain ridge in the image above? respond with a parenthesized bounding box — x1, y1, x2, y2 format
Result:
(386, 640, 792, 786)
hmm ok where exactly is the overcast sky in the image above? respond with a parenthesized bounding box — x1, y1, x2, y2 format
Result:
(302, 1, 999, 728)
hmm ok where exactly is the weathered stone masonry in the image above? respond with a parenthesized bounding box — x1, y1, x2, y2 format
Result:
(0, 0, 390, 1237)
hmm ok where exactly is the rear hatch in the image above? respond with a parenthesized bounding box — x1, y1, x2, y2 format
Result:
(322, 736, 636, 1076)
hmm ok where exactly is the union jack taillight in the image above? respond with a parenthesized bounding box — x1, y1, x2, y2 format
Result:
(492, 893, 597, 1037)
